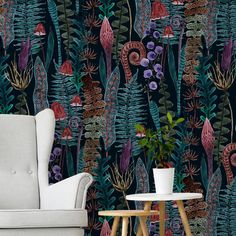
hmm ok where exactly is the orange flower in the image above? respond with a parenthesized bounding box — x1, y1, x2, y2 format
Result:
(51, 102, 66, 121)
(151, 1, 169, 20)
(59, 60, 73, 76)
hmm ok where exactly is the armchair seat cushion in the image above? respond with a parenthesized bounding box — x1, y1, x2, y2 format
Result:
(0, 209, 88, 229)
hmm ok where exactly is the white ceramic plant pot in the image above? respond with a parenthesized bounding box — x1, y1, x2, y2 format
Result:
(153, 168, 175, 194)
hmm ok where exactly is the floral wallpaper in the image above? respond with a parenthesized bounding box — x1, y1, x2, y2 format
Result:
(0, 0, 236, 235)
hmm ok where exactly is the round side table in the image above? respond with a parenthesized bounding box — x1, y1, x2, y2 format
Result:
(126, 193, 203, 236)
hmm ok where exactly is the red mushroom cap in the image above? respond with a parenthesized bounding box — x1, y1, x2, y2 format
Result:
(70, 95, 82, 107)
(163, 25, 174, 38)
(34, 23, 46, 36)
(61, 127, 73, 140)
(151, 1, 169, 20)
(51, 102, 66, 121)
(172, 0, 184, 5)
(59, 60, 73, 76)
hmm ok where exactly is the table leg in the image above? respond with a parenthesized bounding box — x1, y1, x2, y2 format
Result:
(111, 216, 120, 236)
(139, 216, 149, 236)
(122, 217, 129, 236)
(137, 201, 152, 236)
(159, 201, 165, 236)
(176, 200, 192, 236)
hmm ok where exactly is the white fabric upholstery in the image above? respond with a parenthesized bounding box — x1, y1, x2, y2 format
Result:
(0, 209, 87, 228)
(0, 114, 39, 209)
(0, 228, 84, 236)
(0, 109, 93, 235)
(41, 173, 93, 209)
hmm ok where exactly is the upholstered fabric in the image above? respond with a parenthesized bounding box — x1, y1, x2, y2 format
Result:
(0, 209, 87, 228)
(0, 114, 39, 209)
(0, 109, 93, 236)
(0, 228, 84, 236)
(41, 173, 93, 209)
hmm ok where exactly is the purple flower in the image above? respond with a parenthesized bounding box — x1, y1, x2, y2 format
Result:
(54, 173, 63, 181)
(144, 29, 151, 37)
(119, 139, 132, 174)
(52, 165, 61, 174)
(149, 81, 158, 90)
(149, 21, 157, 29)
(18, 37, 31, 72)
(221, 37, 234, 72)
(147, 51, 157, 61)
(154, 63, 162, 72)
(155, 46, 163, 54)
(49, 153, 56, 162)
(153, 31, 160, 39)
(53, 147, 62, 156)
(156, 71, 164, 79)
(147, 41, 155, 50)
(144, 69, 153, 78)
(140, 58, 150, 67)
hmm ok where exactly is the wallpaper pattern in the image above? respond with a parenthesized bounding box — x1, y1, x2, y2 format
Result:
(0, 0, 236, 235)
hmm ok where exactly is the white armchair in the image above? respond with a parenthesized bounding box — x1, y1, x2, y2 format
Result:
(0, 109, 93, 236)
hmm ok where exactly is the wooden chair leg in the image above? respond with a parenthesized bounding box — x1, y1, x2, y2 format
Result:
(121, 217, 129, 236)
(111, 216, 120, 236)
(137, 201, 152, 236)
(159, 201, 165, 236)
(176, 200, 192, 236)
(139, 216, 149, 236)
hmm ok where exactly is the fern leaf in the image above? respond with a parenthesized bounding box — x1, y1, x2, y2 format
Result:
(94, 156, 116, 216)
(149, 100, 161, 140)
(14, 0, 45, 55)
(45, 30, 55, 72)
(177, 46, 185, 116)
(112, 0, 129, 63)
(217, 178, 236, 235)
(0, 56, 14, 114)
(134, 0, 151, 39)
(33, 56, 49, 114)
(103, 66, 120, 151)
(197, 55, 217, 121)
(206, 168, 222, 236)
(213, 92, 231, 164)
(0, 0, 15, 49)
(47, 0, 62, 65)
(57, 0, 75, 57)
(15, 92, 29, 115)
(116, 71, 147, 156)
(217, 1, 236, 49)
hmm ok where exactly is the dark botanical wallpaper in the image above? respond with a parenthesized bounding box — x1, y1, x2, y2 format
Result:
(0, 0, 236, 235)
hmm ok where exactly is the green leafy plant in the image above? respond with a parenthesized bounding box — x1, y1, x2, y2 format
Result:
(136, 112, 184, 168)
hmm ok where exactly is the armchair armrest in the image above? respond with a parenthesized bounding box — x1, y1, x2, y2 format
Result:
(41, 173, 93, 210)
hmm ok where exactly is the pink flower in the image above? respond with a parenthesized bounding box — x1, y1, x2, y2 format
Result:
(34, 23, 46, 36)
(100, 17, 114, 54)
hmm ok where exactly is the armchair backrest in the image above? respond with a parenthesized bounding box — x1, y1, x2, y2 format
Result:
(0, 109, 55, 209)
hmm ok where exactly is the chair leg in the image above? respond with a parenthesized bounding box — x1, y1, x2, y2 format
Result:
(176, 200, 192, 236)
(159, 201, 165, 236)
(139, 217, 149, 236)
(137, 201, 152, 236)
(111, 217, 120, 236)
(121, 217, 129, 236)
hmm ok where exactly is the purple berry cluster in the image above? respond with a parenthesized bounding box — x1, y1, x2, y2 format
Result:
(141, 21, 164, 91)
(48, 147, 63, 182)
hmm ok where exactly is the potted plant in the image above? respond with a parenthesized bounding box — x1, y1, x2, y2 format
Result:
(136, 112, 184, 194)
